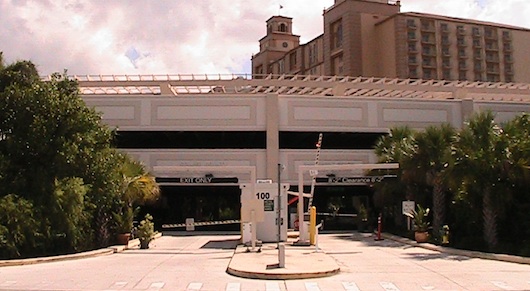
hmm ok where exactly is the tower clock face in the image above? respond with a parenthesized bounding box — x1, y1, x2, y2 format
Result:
(282, 42, 288, 48)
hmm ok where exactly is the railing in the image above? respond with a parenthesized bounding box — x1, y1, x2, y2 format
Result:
(37, 73, 530, 101)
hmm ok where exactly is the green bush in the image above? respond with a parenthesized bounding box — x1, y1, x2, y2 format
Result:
(0, 194, 40, 258)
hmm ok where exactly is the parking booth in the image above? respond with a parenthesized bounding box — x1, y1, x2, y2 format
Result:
(240, 183, 290, 243)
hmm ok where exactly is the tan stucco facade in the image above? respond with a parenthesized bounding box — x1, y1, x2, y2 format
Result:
(252, 0, 530, 83)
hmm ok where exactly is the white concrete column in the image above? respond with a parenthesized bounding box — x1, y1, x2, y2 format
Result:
(266, 94, 280, 181)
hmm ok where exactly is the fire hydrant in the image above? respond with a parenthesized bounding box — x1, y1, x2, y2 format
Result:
(441, 225, 450, 245)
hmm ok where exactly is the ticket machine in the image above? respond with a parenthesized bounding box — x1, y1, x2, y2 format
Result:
(240, 183, 289, 243)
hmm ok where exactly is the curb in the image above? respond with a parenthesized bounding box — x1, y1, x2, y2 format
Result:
(0, 248, 114, 267)
(382, 233, 530, 265)
(226, 265, 340, 280)
(226, 244, 340, 280)
(0, 232, 163, 267)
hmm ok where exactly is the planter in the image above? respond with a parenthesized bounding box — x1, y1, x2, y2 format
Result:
(414, 231, 429, 243)
(116, 233, 131, 245)
(140, 240, 150, 249)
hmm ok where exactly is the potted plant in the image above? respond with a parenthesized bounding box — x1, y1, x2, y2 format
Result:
(113, 205, 135, 245)
(358, 204, 369, 232)
(404, 204, 430, 243)
(137, 213, 155, 249)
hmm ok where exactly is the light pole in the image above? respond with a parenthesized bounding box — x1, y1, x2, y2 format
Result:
(277, 163, 282, 248)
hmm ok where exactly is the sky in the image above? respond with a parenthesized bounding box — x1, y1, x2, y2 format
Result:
(1, 0, 529, 76)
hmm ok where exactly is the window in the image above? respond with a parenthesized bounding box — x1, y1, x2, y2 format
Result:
(407, 19, 416, 27)
(459, 60, 467, 70)
(472, 27, 480, 36)
(332, 54, 343, 75)
(408, 55, 417, 64)
(459, 71, 467, 80)
(441, 35, 450, 45)
(440, 23, 448, 32)
(331, 19, 343, 50)
(289, 52, 297, 70)
(442, 58, 450, 67)
(423, 69, 433, 79)
(408, 31, 416, 40)
(502, 30, 511, 40)
(487, 74, 500, 82)
(309, 44, 318, 65)
(443, 70, 451, 80)
(279, 23, 288, 33)
(408, 43, 417, 52)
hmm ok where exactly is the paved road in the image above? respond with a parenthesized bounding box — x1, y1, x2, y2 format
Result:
(1, 232, 530, 290)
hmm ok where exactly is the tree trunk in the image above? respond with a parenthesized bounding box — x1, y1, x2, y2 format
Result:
(482, 188, 498, 251)
(432, 174, 445, 235)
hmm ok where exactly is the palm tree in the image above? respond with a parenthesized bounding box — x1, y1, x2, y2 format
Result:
(120, 157, 160, 206)
(114, 155, 160, 235)
(374, 126, 417, 200)
(453, 111, 509, 251)
(503, 113, 530, 184)
(413, 124, 455, 234)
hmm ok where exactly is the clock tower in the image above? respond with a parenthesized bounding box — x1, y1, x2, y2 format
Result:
(252, 16, 300, 76)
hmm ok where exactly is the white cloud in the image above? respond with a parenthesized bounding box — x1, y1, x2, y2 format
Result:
(0, 0, 528, 76)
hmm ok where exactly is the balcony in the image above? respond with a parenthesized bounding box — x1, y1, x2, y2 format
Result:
(457, 27, 466, 35)
(408, 47, 418, 54)
(486, 57, 500, 63)
(485, 45, 499, 52)
(502, 32, 512, 41)
(485, 32, 498, 40)
(422, 62, 436, 69)
(422, 50, 436, 57)
(457, 39, 467, 47)
(503, 44, 512, 52)
(420, 23, 436, 32)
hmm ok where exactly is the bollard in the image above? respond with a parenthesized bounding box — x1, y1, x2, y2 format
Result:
(441, 225, 450, 245)
(375, 213, 383, 241)
(278, 243, 285, 268)
(309, 206, 316, 245)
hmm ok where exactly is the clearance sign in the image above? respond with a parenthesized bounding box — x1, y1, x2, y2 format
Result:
(315, 175, 395, 185)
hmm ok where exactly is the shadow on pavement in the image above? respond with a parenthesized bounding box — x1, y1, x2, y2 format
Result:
(201, 239, 240, 249)
(403, 252, 471, 261)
